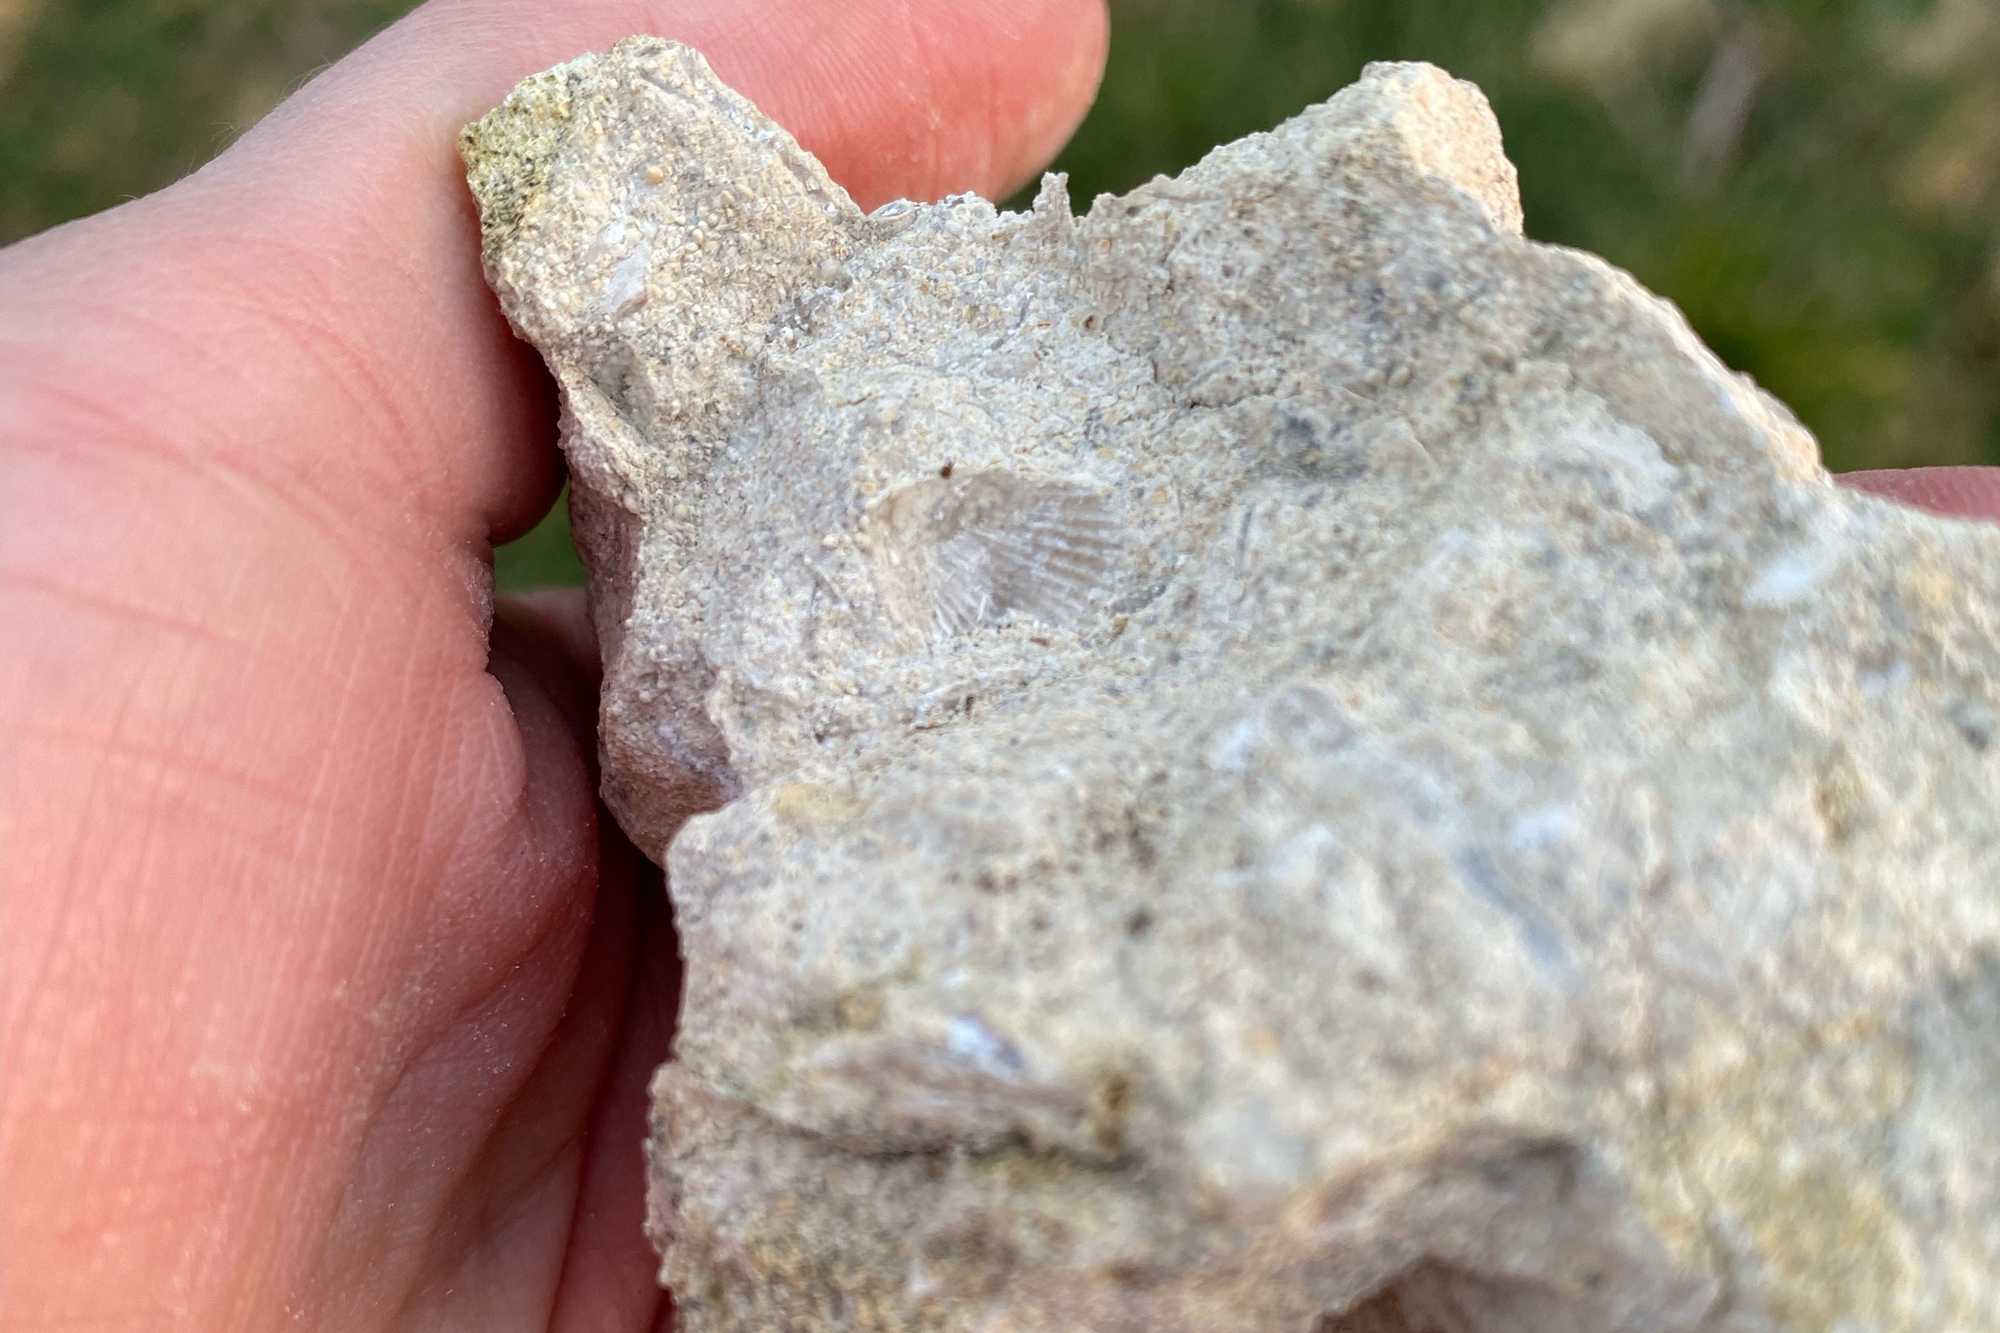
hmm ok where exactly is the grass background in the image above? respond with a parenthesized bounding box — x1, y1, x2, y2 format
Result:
(5, 0, 1996, 590)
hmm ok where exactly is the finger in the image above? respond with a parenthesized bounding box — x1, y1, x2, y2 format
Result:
(431, 593, 676, 1333)
(276, 0, 1112, 215)
(546, 857, 680, 1333)
(366, 787, 661, 1333)
(1837, 466, 2000, 524)
(5, 0, 1108, 568)
(285, 596, 623, 1327)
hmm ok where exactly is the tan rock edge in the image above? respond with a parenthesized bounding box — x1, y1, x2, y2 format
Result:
(464, 37, 2000, 1333)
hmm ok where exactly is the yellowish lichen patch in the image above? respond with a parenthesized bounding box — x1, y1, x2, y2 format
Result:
(458, 62, 581, 264)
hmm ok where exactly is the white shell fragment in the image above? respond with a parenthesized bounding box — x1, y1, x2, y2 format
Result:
(464, 38, 2000, 1333)
(868, 471, 1121, 638)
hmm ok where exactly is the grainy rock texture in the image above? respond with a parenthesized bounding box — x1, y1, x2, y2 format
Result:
(464, 38, 2000, 1333)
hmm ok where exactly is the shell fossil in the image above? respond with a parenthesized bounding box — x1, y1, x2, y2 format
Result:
(866, 470, 1121, 639)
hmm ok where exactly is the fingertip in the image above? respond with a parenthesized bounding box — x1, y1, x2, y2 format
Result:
(365, 0, 1109, 208)
(979, 0, 1112, 203)
(1838, 467, 2000, 525)
(687, 0, 1110, 207)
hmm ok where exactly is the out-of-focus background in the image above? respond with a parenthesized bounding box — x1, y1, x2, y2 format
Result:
(5, 0, 1996, 589)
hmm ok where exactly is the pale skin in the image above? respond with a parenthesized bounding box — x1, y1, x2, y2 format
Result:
(0, 1, 1991, 1329)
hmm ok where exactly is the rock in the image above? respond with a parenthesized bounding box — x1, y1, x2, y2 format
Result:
(462, 37, 2000, 1333)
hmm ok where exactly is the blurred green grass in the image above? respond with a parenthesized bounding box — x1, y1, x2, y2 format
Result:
(5, 0, 1995, 591)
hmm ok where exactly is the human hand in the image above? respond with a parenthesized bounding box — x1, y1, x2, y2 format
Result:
(4, 3, 1995, 1329)
(0, 2, 1105, 1328)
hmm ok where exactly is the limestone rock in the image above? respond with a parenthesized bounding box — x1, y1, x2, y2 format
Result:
(463, 38, 2000, 1333)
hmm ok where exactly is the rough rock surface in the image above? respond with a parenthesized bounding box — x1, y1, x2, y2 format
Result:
(463, 38, 2000, 1333)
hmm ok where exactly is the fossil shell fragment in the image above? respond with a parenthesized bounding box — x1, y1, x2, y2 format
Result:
(867, 471, 1121, 639)
(464, 38, 2000, 1333)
